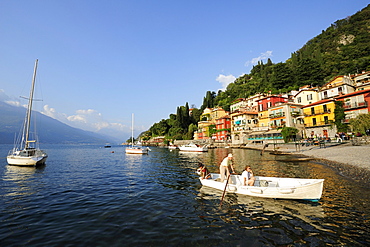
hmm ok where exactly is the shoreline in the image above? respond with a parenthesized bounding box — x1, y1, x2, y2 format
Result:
(241, 142, 370, 185)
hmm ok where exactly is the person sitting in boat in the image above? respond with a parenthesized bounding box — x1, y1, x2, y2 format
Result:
(241, 165, 255, 186)
(197, 163, 210, 179)
(220, 153, 235, 183)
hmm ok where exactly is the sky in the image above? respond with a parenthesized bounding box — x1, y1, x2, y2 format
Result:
(0, 0, 369, 142)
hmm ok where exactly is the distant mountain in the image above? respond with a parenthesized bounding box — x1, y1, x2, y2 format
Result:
(0, 101, 116, 144)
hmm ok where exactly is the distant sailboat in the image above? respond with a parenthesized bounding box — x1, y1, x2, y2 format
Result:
(125, 113, 150, 154)
(7, 59, 48, 166)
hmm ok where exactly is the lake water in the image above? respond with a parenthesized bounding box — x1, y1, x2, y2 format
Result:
(0, 144, 369, 246)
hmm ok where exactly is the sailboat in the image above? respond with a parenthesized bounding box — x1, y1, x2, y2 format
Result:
(7, 59, 48, 166)
(125, 113, 150, 154)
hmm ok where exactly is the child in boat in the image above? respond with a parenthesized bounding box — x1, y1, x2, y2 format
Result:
(241, 165, 255, 186)
(197, 163, 211, 179)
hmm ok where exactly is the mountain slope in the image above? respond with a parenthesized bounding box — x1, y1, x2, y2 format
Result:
(0, 101, 114, 144)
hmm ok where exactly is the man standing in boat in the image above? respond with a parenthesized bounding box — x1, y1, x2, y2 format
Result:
(220, 153, 235, 183)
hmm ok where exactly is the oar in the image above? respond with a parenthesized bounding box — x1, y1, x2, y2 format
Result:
(220, 174, 230, 207)
(260, 143, 268, 156)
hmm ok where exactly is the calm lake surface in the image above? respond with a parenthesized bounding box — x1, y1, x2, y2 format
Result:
(0, 144, 369, 246)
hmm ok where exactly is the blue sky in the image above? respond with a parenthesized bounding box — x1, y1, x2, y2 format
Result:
(0, 0, 368, 141)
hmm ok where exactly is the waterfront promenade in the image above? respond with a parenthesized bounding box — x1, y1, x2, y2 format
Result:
(243, 141, 370, 184)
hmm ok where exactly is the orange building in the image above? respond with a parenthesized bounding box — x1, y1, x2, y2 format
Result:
(214, 115, 231, 141)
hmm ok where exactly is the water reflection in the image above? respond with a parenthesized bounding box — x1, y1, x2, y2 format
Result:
(3, 165, 45, 197)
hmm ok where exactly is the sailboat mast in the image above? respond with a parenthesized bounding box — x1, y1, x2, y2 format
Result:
(25, 59, 38, 149)
(131, 113, 134, 147)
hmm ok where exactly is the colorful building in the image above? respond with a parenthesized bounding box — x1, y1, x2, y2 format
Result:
(335, 89, 370, 124)
(230, 111, 258, 144)
(196, 107, 229, 140)
(214, 115, 231, 141)
(293, 86, 320, 105)
(353, 71, 370, 91)
(301, 99, 336, 138)
(319, 75, 355, 100)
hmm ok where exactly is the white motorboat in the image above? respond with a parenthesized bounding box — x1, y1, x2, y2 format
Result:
(125, 113, 150, 154)
(7, 59, 48, 166)
(179, 143, 208, 152)
(168, 142, 179, 150)
(199, 173, 324, 201)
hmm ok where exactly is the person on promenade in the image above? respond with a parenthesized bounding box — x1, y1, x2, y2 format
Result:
(241, 165, 255, 186)
(336, 133, 342, 142)
(197, 163, 210, 179)
(220, 153, 235, 183)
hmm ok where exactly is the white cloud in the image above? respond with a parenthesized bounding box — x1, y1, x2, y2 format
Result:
(216, 74, 236, 91)
(245, 51, 273, 67)
(41, 105, 130, 141)
(0, 89, 23, 107)
(5, 100, 22, 107)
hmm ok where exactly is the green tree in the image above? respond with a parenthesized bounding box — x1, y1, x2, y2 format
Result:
(281, 127, 299, 143)
(270, 62, 294, 89)
(334, 101, 348, 133)
(208, 124, 216, 138)
(349, 113, 370, 134)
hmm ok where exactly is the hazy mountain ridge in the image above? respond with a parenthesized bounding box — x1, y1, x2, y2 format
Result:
(0, 101, 116, 144)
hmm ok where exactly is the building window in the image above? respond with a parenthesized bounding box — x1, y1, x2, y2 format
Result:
(324, 116, 329, 124)
(323, 104, 329, 113)
(323, 91, 328, 99)
(311, 107, 315, 115)
(312, 118, 317, 126)
(307, 94, 313, 100)
(297, 97, 301, 103)
(338, 87, 343, 94)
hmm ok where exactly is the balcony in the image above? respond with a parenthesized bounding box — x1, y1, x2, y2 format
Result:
(304, 109, 331, 117)
(304, 121, 331, 127)
(269, 112, 285, 118)
(343, 101, 368, 110)
(290, 111, 301, 117)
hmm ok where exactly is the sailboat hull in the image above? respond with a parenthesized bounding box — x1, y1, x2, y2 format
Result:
(125, 147, 149, 154)
(7, 152, 48, 166)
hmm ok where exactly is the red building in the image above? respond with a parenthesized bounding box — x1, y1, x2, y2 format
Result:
(214, 115, 231, 141)
(257, 95, 289, 111)
(335, 88, 370, 123)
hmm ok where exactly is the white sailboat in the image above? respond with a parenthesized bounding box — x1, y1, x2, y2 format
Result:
(7, 59, 48, 166)
(125, 113, 150, 154)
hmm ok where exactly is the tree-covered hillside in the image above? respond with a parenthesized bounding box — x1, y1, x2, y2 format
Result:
(144, 4, 370, 141)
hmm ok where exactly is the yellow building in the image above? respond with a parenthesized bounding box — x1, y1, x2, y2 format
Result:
(257, 110, 270, 130)
(196, 107, 228, 140)
(301, 99, 336, 138)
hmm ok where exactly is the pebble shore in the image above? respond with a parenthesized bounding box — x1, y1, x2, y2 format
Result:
(245, 142, 370, 185)
(298, 144, 370, 185)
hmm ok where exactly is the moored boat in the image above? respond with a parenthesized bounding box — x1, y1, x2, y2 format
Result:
(125, 146, 150, 154)
(7, 59, 48, 166)
(179, 143, 208, 152)
(199, 173, 324, 201)
(168, 142, 179, 150)
(125, 113, 150, 154)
